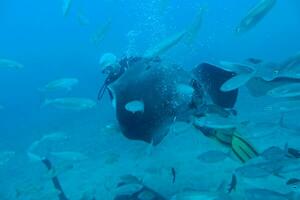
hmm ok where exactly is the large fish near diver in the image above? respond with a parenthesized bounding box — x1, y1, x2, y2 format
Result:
(107, 58, 239, 145)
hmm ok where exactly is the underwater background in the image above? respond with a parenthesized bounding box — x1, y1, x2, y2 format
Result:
(1, 0, 300, 199)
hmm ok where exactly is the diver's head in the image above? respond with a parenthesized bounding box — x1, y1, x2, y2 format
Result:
(99, 53, 121, 74)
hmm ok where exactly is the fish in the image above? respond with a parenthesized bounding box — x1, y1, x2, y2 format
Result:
(125, 100, 144, 113)
(185, 6, 206, 45)
(277, 52, 300, 78)
(0, 59, 23, 69)
(50, 151, 88, 161)
(246, 58, 263, 65)
(171, 167, 176, 184)
(219, 61, 256, 74)
(236, 156, 300, 179)
(62, 0, 72, 16)
(227, 174, 237, 194)
(42, 97, 96, 111)
(245, 188, 295, 200)
(197, 150, 229, 163)
(40, 132, 69, 142)
(246, 76, 300, 97)
(267, 83, 300, 98)
(144, 30, 186, 58)
(194, 114, 239, 129)
(264, 100, 300, 113)
(221, 72, 255, 92)
(236, 0, 277, 34)
(286, 178, 300, 188)
(218, 61, 256, 91)
(39, 78, 78, 92)
(0, 151, 15, 166)
(92, 19, 112, 47)
(261, 145, 287, 161)
(77, 12, 90, 26)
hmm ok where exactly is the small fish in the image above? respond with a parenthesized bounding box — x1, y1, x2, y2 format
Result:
(286, 178, 300, 188)
(39, 78, 78, 92)
(77, 12, 90, 26)
(40, 132, 69, 142)
(194, 114, 238, 129)
(50, 151, 88, 161)
(228, 174, 237, 193)
(185, 6, 206, 45)
(278, 52, 300, 78)
(221, 72, 255, 92)
(0, 59, 23, 69)
(125, 100, 144, 113)
(267, 83, 300, 98)
(287, 148, 300, 158)
(171, 167, 176, 184)
(236, 0, 277, 34)
(62, 0, 73, 16)
(42, 97, 96, 111)
(219, 61, 256, 74)
(246, 58, 263, 65)
(245, 188, 294, 200)
(197, 150, 229, 163)
(92, 20, 112, 47)
(144, 30, 186, 58)
(261, 146, 287, 161)
(264, 100, 300, 113)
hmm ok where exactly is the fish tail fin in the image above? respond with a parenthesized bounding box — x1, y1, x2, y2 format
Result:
(231, 133, 259, 163)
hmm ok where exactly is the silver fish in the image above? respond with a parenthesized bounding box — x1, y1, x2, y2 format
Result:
(62, 0, 72, 16)
(39, 78, 78, 92)
(0, 59, 23, 69)
(265, 100, 300, 113)
(219, 61, 256, 74)
(42, 97, 96, 111)
(221, 73, 255, 92)
(185, 6, 206, 45)
(267, 83, 300, 98)
(194, 114, 238, 129)
(50, 151, 88, 161)
(144, 30, 186, 58)
(277, 52, 300, 78)
(236, 0, 277, 34)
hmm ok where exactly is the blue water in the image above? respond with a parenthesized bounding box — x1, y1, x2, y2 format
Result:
(1, 0, 300, 199)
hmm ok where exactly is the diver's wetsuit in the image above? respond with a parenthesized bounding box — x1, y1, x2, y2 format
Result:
(98, 57, 144, 101)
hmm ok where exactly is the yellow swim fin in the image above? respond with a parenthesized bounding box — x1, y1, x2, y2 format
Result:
(231, 133, 259, 163)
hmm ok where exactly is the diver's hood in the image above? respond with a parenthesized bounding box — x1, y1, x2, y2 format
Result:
(108, 58, 192, 145)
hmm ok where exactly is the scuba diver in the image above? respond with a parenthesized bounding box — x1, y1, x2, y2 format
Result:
(98, 53, 258, 163)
